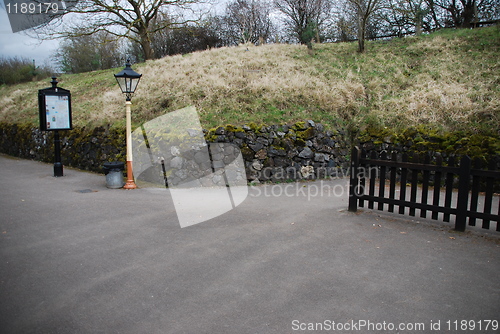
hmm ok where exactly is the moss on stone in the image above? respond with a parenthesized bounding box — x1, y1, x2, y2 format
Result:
(285, 129, 296, 140)
(292, 121, 306, 131)
(272, 138, 286, 148)
(240, 145, 255, 160)
(359, 125, 500, 163)
(227, 124, 245, 133)
(204, 128, 218, 142)
(248, 122, 259, 132)
(296, 127, 315, 140)
(295, 138, 306, 147)
(270, 145, 286, 153)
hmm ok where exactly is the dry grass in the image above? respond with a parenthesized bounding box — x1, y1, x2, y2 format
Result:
(0, 26, 498, 135)
(137, 43, 369, 128)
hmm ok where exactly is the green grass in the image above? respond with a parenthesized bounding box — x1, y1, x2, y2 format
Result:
(0, 26, 499, 136)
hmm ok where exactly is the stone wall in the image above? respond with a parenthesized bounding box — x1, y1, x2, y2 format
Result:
(0, 123, 126, 172)
(356, 126, 500, 164)
(3, 121, 496, 184)
(0, 121, 351, 183)
(205, 121, 351, 183)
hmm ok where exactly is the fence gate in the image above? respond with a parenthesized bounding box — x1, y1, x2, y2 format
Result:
(348, 147, 500, 232)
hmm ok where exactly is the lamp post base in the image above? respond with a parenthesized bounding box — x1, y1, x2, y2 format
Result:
(54, 162, 64, 177)
(123, 160, 137, 189)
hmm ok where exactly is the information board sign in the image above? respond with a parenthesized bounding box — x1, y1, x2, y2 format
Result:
(39, 86, 72, 131)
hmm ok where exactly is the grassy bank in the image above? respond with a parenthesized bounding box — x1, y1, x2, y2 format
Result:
(0, 26, 499, 136)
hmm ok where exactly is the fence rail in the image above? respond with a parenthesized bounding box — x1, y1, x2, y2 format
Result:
(348, 147, 500, 232)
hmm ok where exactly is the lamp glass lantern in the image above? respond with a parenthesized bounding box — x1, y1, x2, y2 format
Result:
(114, 61, 142, 101)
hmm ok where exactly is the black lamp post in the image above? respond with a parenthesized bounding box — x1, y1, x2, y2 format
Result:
(114, 60, 142, 189)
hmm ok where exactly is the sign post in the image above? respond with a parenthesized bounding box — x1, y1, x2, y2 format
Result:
(39, 77, 72, 177)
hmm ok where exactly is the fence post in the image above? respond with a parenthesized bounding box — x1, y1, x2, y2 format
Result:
(455, 156, 471, 231)
(348, 146, 360, 212)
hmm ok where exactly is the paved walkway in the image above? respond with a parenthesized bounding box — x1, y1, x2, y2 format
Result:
(0, 155, 499, 333)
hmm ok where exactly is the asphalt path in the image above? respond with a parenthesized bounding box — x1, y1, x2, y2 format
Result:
(0, 155, 499, 333)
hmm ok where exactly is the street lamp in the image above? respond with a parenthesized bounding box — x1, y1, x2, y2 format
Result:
(114, 60, 142, 189)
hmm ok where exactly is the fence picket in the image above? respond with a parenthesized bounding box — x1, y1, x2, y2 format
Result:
(388, 152, 397, 213)
(482, 159, 496, 229)
(444, 157, 455, 223)
(409, 153, 419, 217)
(420, 154, 431, 218)
(360, 149, 367, 208)
(399, 153, 408, 215)
(468, 158, 482, 226)
(432, 155, 443, 220)
(348, 146, 360, 213)
(378, 151, 387, 211)
(368, 151, 377, 209)
(455, 156, 471, 231)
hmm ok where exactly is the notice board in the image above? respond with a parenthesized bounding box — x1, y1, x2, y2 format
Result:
(39, 86, 72, 131)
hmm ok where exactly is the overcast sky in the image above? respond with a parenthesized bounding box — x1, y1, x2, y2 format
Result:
(0, 7, 60, 68)
(0, 1, 226, 70)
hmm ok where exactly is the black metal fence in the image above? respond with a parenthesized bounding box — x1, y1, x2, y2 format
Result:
(348, 147, 500, 232)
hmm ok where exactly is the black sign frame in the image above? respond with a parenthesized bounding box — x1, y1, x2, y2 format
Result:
(38, 86, 73, 131)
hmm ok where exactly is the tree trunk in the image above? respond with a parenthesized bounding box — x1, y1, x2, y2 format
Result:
(461, 0, 475, 28)
(358, 17, 365, 53)
(416, 15, 423, 35)
(141, 39, 155, 60)
(358, 34, 365, 52)
(138, 25, 155, 60)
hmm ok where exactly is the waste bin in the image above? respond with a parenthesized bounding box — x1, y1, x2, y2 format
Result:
(103, 161, 125, 189)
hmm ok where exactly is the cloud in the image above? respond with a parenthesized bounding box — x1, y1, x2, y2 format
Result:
(0, 8, 59, 66)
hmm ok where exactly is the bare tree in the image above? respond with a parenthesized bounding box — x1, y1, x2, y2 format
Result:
(274, 0, 333, 47)
(30, 0, 207, 60)
(430, 0, 498, 27)
(150, 19, 225, 57)
(225, 0, 275, 45)
(378, 0, 430, 36)
(333, 7, 358, 41)
(418, 0, 499, 29)
(56, 31, 122, 73)
(346, 0, 381, 52)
